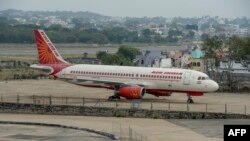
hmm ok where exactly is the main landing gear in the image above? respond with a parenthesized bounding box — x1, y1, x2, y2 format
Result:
(108, 95, 120, 101)
(108, 87, 121, 101)
(187, 95, 194, 103)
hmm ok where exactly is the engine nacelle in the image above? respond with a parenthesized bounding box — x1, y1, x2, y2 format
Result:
(118, 86, 145, 99)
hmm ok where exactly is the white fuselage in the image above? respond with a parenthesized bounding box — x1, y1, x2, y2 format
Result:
(56, 64, 219, 93)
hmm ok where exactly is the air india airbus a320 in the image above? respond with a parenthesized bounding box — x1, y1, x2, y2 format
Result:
(31, 29, 219, 103)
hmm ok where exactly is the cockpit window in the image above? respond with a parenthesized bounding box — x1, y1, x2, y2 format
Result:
(198, 76, 210, 80)
(205, 77, 210, 80)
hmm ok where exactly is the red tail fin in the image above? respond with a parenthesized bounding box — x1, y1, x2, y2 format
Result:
(34, 29, 69, 64)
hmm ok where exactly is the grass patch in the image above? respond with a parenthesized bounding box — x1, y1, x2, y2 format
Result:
(0, 55, 37, 64)
(0, 68, 46, 80)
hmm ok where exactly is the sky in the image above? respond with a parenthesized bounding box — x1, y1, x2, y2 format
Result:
(0, 0, 249, 18)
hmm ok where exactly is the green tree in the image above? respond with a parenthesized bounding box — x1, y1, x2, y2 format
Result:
(167, 29, 183, 43)
(102, 27, 130, 43)
(186, 31, 195, 40)
(117, 45, 141, 61)
(142, 29, 153, 37)
(96, 45, 140, 66)
(244, 38, 250, 54)
(227, 36, 245, 61)
(154, 35, 165, 43)
(203, 36, 223, 76)
(201, 33, 209, 41)
(101, 54, 121, 65)
(48, 24, 63, 31)
(96, 51, 107, 60)
(227, 36, 250, 67)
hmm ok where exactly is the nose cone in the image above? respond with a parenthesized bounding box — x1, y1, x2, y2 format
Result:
(211, 81, 219, 92)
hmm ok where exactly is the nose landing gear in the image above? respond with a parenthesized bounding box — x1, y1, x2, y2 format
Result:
(187, 95, 194, 103)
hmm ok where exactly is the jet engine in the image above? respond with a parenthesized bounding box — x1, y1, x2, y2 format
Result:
(118, 86, 145, 99)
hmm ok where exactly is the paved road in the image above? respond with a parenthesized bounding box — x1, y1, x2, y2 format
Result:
(0, 124, 112, 141)
(3, 115, 248, 141)
(168, 119, 250, 139)
(0, 113, 222, 141)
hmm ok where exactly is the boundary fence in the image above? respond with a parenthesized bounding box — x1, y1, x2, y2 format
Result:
(0, 95, 249, 116)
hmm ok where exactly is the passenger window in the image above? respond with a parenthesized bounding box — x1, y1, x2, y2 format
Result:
(197, 62, 201, 66)
(202, 77, 205, 80)
(198, 77, 201, 80)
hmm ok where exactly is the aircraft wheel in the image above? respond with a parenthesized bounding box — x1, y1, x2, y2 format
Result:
(108, 95, 120, 101)
(108, 96, 115, 101)
(187, 99, 194, 103)
(116, 96, 121, 100)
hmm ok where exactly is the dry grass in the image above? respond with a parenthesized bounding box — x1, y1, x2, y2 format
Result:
(0, 55, 37, 64)
(0, 68, 44, 80)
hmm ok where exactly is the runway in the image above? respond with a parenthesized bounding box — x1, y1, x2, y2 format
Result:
(0, 44, 185, 56)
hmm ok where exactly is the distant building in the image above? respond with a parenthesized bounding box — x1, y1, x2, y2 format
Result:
(134, 50, 167, 67)
(219, 59, 250, 74)
(185, 24, 198, 31)
(181, 54, 205, 72)
(181, 45, 205, 72)
(191, 47, 204, 59)
(160, 58, 172, 68)
(169, 51, 183, 67)
(189, 58, 205, 72)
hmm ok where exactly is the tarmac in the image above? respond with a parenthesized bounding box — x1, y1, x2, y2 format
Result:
(0, 123, 112, 141)
(1, 80, 250, 141)
(0, 80, 250, 114)
(1, 114, 249, 141)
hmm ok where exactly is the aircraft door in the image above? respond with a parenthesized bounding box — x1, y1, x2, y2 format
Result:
(183, 72, 191, 85)
(58, 64, 66, 79)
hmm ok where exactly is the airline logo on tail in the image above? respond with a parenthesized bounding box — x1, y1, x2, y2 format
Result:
(34, 29, 68, 64)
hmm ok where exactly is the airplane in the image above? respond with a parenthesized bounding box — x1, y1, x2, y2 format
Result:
(31, 29, 219, 103)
